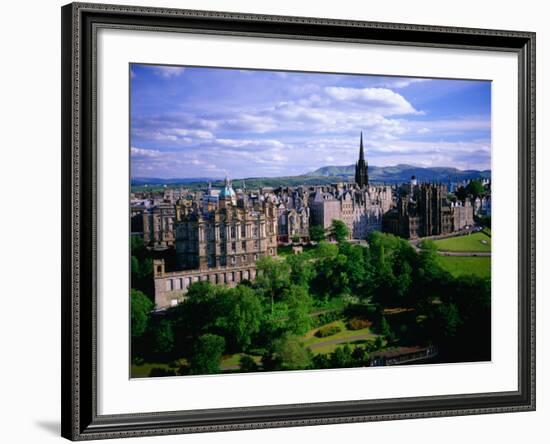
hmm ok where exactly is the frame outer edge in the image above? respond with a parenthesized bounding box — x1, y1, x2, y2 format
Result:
(61, 2, 537, 440)
(62, 2, 84, 441)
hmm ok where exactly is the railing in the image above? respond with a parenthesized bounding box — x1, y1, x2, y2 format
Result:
(369, 346, 438, 367)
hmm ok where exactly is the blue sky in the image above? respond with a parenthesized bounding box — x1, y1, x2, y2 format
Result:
(130, 64, 491, 179)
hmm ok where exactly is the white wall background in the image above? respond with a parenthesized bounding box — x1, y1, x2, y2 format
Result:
(0, 0, 546, 443)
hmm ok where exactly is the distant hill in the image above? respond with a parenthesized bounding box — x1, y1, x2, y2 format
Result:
(131, 164, 490, 191)
(307, 164, 491, 183)
(131, 177, 216, 186)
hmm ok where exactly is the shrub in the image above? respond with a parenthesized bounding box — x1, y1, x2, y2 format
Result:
(315, 324, 342, 338)
(239, 355, 259, 373)
(345, 303, 381, 321)
(330, 344, 354, 368)
(311, 354, 331, 369)
(347, 318, 373, 330)
(312, 311, 342, 328)
(148, 367, 176, 377)
(351, 346, 369, 365)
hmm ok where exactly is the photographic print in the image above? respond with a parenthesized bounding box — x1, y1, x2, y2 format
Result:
(129, 64, 492, 378)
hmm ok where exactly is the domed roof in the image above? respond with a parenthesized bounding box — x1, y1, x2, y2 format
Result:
(219, 176, 236, 200)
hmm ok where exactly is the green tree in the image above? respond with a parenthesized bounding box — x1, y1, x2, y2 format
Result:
(130, 235, 146, 255)
(130, 236, 154, 297)
(309, 225, 326, 242)
(375, 316, 392, 338)
(330, 344, 354, 368)
(351, 346, 369, 365)
(466, 179, 485, 200)
(217, 285, 263, 350)
(239, 355, 259, 373)
(282, 285, 313, 335)
(131, 289, 153, 338)
(272, 335, 311, 370)
(152, 319, 175, 355)
(255, 256, 291, 313)
(175, 281, 220, 338)
(189, 334, 226, 375)
(285, 253, 315, 289)
(330, 219, 349, 242)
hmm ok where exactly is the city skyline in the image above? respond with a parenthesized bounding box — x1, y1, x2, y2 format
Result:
(131, 64, 491, 179)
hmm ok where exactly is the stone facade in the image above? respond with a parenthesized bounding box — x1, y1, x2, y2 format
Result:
(153, 259, 259, 309)
(153, 177, 278, 308)
(310, 183, 393, 239)
(142, 203, 176, 249)
(383, 180, 474, 239)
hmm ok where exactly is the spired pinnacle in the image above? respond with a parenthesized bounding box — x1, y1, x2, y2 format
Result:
(355, 131, 368, 188)
(359, 131, 365, 161)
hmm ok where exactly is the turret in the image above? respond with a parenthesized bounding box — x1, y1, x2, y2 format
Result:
(355, 132, 369, 188)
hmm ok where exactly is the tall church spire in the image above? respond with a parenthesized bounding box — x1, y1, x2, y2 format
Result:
(355, 132, 368, 188)
(359, 131, 364, 161)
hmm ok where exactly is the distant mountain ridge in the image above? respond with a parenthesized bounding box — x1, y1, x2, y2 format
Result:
(307, 164, 491, 183)
(131, 164, 490, 189)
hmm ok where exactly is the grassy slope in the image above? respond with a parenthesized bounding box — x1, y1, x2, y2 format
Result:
(432, 232, 491, 252)
(301, 320, 376, 355)
(436, 256, 491, 279)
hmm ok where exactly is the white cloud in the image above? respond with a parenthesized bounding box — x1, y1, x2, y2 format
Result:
(152, 66, 186, 78)
(132, 128, 214, 142)
(216, 138, 285, 150)
(324, 87, 420, 115)
(171, 129, 214, 139)
(224, 114, 276, 133)
(131, 147, 161, 158)
(378, 78, 430, 89)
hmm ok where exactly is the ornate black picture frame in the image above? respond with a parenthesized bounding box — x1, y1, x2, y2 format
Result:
(61, 2, 535, 440)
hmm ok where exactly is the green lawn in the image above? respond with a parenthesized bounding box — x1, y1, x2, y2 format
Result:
(131, 361, 179, 378)
(301, 320, 376, 355)
(220, 353, 262, 369)
(436, 256, 491, 279)
(432, 232, 491, 252)
(277, 244, 314, 257)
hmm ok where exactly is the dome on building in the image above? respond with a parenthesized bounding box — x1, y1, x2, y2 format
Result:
(219, 176, 237, 204)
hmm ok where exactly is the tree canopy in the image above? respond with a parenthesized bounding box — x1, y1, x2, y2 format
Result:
(131, 289, 153, 338)
(330, 219, 350, 242)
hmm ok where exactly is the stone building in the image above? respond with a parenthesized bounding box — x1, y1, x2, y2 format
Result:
(309, 134, 392, 239)
(277, 206, 310, 243)
(153, 177, 278, 308)
(142, 203, 176, 249)
(383, 179, 474, 239)
(310, 184, 392, 239)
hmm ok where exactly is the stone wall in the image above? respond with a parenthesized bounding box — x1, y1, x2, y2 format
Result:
(153, 259, 258, 309)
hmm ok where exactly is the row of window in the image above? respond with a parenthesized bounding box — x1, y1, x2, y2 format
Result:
(165, 269, 256, 291)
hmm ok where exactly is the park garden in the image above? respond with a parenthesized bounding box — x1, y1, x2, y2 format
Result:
(130, 223, 491, 378)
